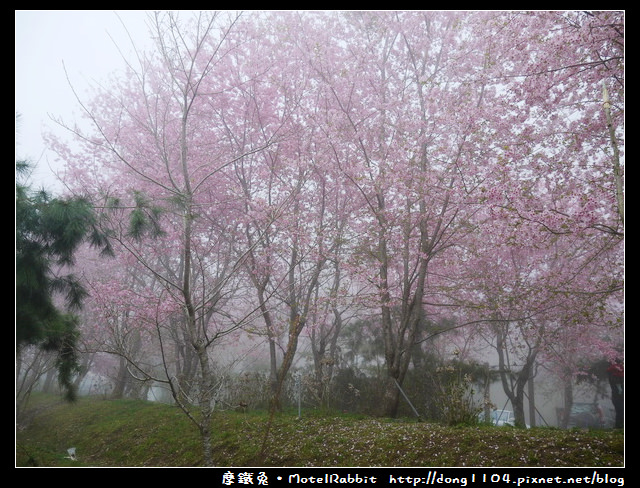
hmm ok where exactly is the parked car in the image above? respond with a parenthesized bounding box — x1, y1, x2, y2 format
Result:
(479, 409, 530, 428)
(567, 402, 604, 429)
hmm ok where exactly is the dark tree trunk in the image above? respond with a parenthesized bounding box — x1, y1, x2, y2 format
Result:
(608, 362, 624, 429)
(111, 356, 128, 399)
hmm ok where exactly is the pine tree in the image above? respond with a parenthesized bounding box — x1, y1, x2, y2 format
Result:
(16, 160, 112, 401)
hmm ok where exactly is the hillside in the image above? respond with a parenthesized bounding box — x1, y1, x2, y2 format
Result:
(16, 394, 624, 468)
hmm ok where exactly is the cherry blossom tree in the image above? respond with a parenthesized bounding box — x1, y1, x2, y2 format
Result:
(46, 11, 623, 446)
(295, 11, 505, 416)
(474, 11, 624, 424)
(52, 11, 268, 466)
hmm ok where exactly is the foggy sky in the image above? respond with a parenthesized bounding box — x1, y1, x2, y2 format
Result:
(15, 10, 153, 191)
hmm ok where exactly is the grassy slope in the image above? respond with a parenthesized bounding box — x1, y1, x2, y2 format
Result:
(16, 394, 624, 468)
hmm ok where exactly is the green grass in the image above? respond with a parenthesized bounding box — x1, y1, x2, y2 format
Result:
(16, 394, 624, 467)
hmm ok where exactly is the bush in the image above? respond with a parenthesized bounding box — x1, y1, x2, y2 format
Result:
(434, 361, 482, 426)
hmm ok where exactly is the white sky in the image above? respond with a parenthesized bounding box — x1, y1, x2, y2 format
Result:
(15, 10, 154, 191)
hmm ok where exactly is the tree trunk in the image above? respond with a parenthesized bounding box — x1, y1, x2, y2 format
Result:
(380, 375, 401, 417)
(528, 376, 536, 427)
(495, 324, 538, 427)
(256, 295, 279, 402)
(200, 424, 213, 467)
(561, 381, 573, 429)
(195, 343, 215, 466)
(111, 356, 128, 399)
(608, 362, 624, 429)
